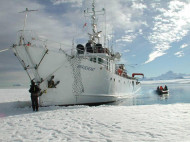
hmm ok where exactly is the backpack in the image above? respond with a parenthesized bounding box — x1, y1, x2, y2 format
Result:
(29, 85, 40, 93)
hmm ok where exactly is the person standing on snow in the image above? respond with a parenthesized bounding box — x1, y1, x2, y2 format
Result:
(29, 80, 40, 111)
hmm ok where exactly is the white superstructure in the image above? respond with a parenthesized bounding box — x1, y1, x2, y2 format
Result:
(12, 1, 143, 106)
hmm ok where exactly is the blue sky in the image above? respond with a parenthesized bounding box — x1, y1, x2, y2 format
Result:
(0, 0, 190, 86)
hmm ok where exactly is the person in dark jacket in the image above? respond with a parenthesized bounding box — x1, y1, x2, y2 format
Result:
(48, 76, 55, 88)
(157, 86, 159, 91)
(164, 85, 168, 90)
(29, 80, 40, 111)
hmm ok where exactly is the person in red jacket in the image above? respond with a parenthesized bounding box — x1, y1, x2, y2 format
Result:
(117, 68, 123, 76)
(160, 86, 163, 90)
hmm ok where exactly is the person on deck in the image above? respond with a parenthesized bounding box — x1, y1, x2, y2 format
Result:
(48, 76, 55, 88)
(117, 68, 123, 76)
(29, 80, 40, 111)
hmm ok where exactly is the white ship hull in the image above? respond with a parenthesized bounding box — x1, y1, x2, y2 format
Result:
(13, 2, 143, 106)
(13, 44, 141, 106)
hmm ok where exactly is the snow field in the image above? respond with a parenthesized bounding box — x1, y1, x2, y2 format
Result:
(0, 89, 190, 142)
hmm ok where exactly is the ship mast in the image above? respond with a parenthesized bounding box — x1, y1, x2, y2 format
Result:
(19, 8, 38, 32)
(84, 0, 105, 46)
(91, 0, 98, 43)
(19, 8, 38, 45)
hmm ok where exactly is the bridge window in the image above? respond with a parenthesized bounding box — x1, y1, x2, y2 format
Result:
(98, 58, 103, 64)
(90, 58, 96, 63)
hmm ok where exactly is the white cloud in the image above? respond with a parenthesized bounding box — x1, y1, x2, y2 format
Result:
(138, 29, 143, 35)
(116, 34, 137, 43)
(116, 29, 141, 43)
(145, 50, 166, 64)
(50, 0, 147, 46)
(174, 51, 184, 57)
(180, 43, 188, 49)
(145, 1, 190, 64)
(94, 0, 147, 45)
(51, 0, 82, 7)
(132, 2, 147, 9)
(123, 49, 130, 53)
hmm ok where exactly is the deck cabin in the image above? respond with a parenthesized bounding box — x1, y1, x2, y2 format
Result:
(76, 42, 134, 80)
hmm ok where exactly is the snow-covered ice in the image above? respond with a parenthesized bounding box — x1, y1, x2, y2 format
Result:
(141, 79, 190, 85)
(0, 89, 190, 142)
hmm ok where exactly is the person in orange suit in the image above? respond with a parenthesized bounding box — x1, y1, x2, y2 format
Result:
(160, 86, 163, 90)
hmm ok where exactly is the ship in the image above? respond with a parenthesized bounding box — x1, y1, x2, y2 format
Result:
(11, 1, 144, 106)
